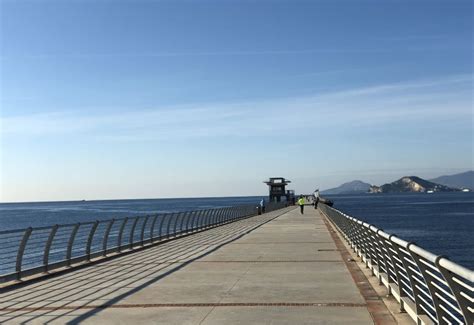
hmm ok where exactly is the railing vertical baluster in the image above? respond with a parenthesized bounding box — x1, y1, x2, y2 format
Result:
(156, 214, 166, 240)
(193, 211, 199, 232)
(408, 249, 446, 323)
(198, 210, 205, 230)
(436, 259, 473, 325)
(210, 209, 218, 226)
(117, 218, 128, 252)
(208, 209, 216, 227)
(391, 242, 426, 317)
(174, 212, 183, 235)
(149, 215, 159, 242)
(15, 227, 32, 280)
(191, 210, 201, 231)
(66, 224, 80, 266)
(86, 221, 99, 261)
(140, 216, 150, 246)
(166, 213, 174, 238)
(199, 210, 207, 230)
(375, 231, 394, 287)
(219, 208, 227, 224)
(129, 217, 140, 249)
(102, 219, 115, 256)
(182, 212, 189, 233)
(43, 225, 58, 272)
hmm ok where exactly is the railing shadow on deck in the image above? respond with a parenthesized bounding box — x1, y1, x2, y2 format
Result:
(0, 207, 293, 324)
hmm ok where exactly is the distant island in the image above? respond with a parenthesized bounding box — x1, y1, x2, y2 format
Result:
(429, 171, 474, 191)
(369, 176, 459, 193)
(321, 170, 473, 194)
(321, 180, 371, 195)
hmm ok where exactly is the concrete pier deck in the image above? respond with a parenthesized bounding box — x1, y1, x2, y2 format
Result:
(0, 207, 397, 324)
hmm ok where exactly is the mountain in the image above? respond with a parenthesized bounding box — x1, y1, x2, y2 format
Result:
(369, 176, 459, 193)
(429, 171, 474, 190)
(321, 180, 372, 195)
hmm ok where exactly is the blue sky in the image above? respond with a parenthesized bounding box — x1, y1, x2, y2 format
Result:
(0, 0, 472, 202)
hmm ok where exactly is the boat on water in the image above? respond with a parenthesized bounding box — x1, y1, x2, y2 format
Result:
(427, 190, 434, 194)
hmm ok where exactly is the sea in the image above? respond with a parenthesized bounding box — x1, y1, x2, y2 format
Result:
(324, 192, 474, 269)
(0, 193, 472, 269)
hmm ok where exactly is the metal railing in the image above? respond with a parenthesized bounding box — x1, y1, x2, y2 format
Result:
(0, 202, 287, 284)
(319, 203, 473, 325)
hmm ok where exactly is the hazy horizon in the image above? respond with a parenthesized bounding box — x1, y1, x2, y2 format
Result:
(1, 169, 471, 204)
(1, 0, 472, 202)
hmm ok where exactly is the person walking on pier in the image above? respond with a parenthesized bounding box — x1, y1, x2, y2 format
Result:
(298, 196, 305, 214)
(259, 198, 266, 213)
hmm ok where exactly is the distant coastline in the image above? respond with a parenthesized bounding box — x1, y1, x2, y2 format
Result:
(321, 170, 473, 195)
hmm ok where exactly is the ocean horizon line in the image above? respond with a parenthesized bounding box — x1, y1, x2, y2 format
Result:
(0, 194, 269, 205)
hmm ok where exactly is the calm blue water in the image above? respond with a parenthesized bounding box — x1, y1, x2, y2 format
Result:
(0, 193, 472, 269)
(0, 196, 263, 231)
(325, 192, 474, 269)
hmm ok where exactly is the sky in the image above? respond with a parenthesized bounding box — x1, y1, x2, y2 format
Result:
(0, 0, 473, 202)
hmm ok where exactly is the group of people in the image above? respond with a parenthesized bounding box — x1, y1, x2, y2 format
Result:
(297, 194, 319, 214)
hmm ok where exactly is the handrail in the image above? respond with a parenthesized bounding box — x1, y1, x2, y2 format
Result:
(0, 202, 287, 284)
(319, 203, 473, 325)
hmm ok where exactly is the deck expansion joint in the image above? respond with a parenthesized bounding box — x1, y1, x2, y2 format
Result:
(0, 302, 368, 312)
(191, 260, 343, 263)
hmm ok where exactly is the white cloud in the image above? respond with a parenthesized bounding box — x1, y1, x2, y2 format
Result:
(1, 74, 472, 141)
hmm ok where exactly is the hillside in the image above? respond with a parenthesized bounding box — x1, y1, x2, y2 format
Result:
(321, 180, 371, 195)
(369, 176, 459, 193)
(429, 171, 473, 190)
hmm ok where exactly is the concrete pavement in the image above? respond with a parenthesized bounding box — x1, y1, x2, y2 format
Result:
(0, 206, 397, 324)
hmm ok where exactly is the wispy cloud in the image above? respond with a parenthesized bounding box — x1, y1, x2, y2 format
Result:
(2, 74, 472, 141)
(2, 45, 464, 61)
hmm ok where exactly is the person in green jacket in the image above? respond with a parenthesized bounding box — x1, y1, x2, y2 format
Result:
(297, 196, 305, 214)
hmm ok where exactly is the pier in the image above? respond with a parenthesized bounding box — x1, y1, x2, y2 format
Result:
(0, 204, 472, 324)
(0, 206, 393, 324)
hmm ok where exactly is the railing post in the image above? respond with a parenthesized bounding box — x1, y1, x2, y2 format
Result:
(436, 258, 473, 325)
(375, 231, 395, 288)
(129, 217, 139, 249)
(156, 214, 166, 240)
(209, 209, 217, 227)
(408, 248, 448, 323)
(174, 212, 183, 236)
(140, 215, 150, 246)
(66, 223, 80, 266)
(117, 217, 128, 252)
(86, 221, 99, 261)
(200, 210, 209, 230)
(15, 227, 32, 280)
(166, 213, 175, 238)
(386, 235, 410, 308)
(181, 211, 190, 234)
(219, 208, 228, 224)
(193, 211, 199, 231)
(43, 225, 58, 272)
(210, 209, 219, 226)
(391, 241, 426, 316)
(149, 215, 159, 242)
(229, 207, 235, 222)
(191, 210, 201, 231)
(102, 219, 115, 256)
